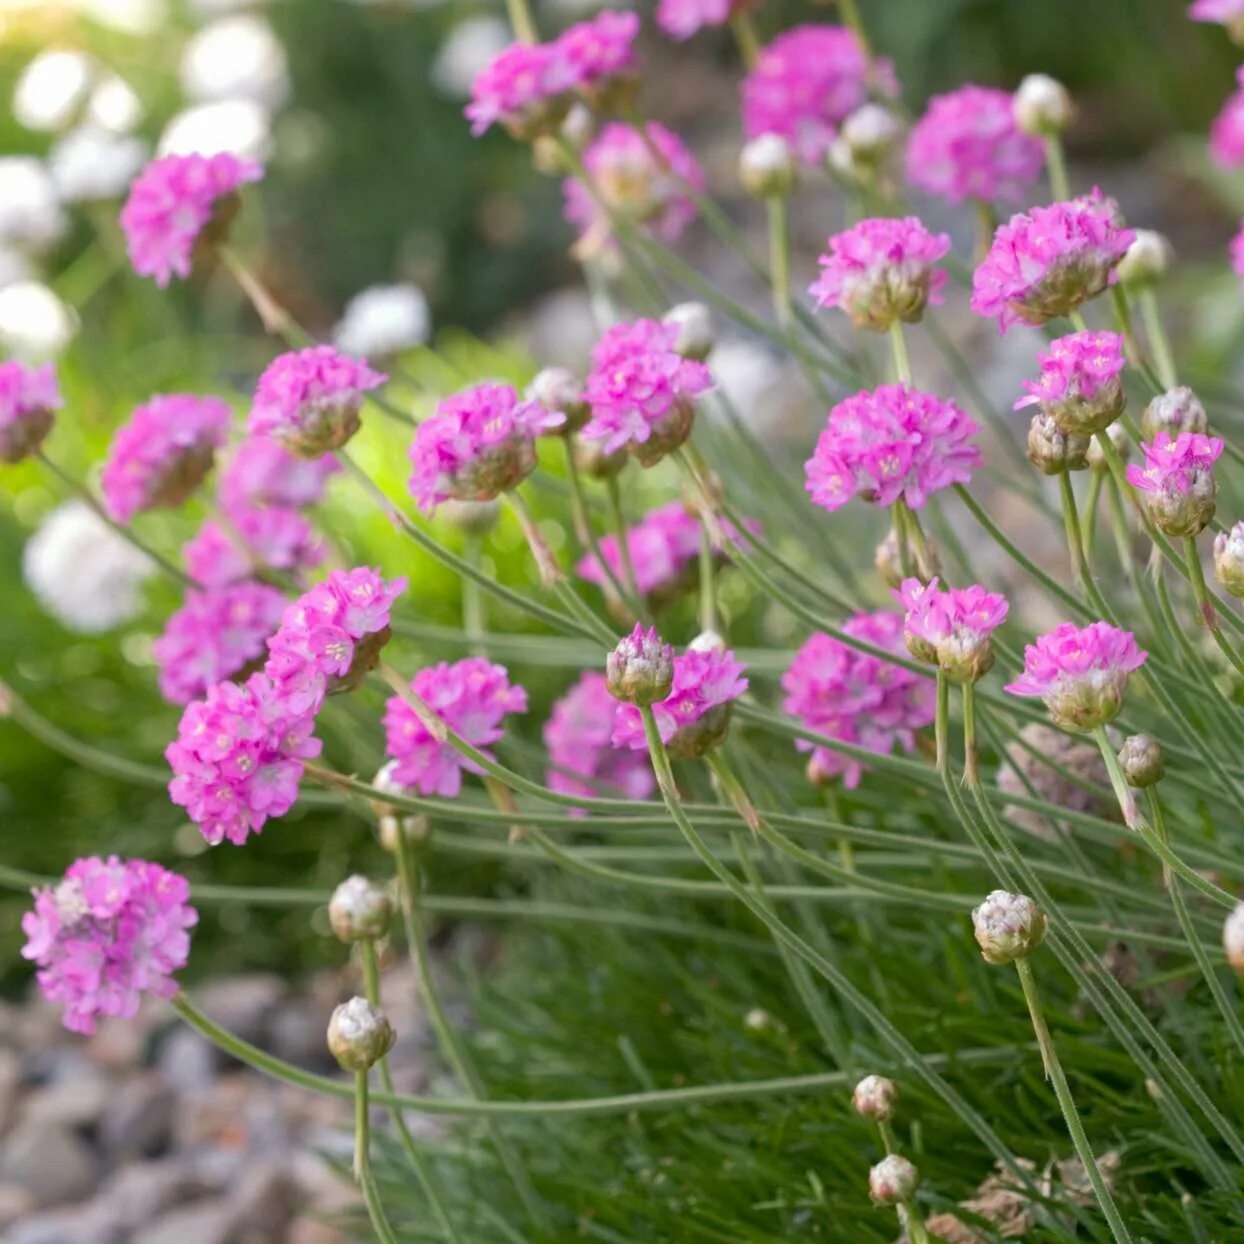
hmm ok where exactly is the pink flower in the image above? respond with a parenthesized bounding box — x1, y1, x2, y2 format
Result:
(809, 216, 951, 331)
(613, 642, 749, 759)
(1013, 331, 1126, 435)
(166, 671, 322, 846)
(580, 318, 712, 464)
(0, 359, 61, 464)
(1005, 620, 1147, 731)
(247, 345, 385, 457)
(1232, 222, 1244, 277)
(101, 394, 231, 522)
(1126, 431, 1224, 537)
(657, 0, 739, 40)
(544, 671, 654, 806)
(741, 25, 897, 166)
(22, 857, 197, 1034)
(383, 658, 528, 796)
(465, 40, 578, 138)
(905, 86, 1044, 205)
(153, 582, 288, 705)
(119, 153, 262, 287)
(805, 384, 980, 513)
(563, 122, 705, 255)
(896, 576, 1009, 683)
(971, 189, 1135, 332)
(183, 505, 326, 588)
(782, 611, 934, 788)
(1211, 68, 1244, 168)
(558, 10, 640, 99)
(1191, 0, 1244, 25)
(407, 382, 562, 513)
(218, 437, 339, 510)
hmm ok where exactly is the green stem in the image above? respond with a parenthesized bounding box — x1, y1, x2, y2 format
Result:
(1059, 470, 1117, 622)
(1044, 135, 1072, 201)
(505, 487, 562, 589)
(767, 197, 792, 328)
(698, 517, 718, 634)
(1138, 287, 1178, 389)
(355, 1068, 400, 1244)
(729, 10, 761, 65)
(888, 320, 912, 384)
(1186, 537, 1244, 675)
(961, 683, 979, 788)
(503, 0, 537, 41)
(462, 530, 486, 656)
(934, 671, 950, 776)
(1112, 286, 1163, 392)
(1083, 468, 1105, 567)
(605, 471, 645, 615)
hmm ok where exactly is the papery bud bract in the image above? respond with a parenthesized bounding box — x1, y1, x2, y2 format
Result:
(1213, 522, 1244, 597)
(606, 624, 675, 705)
(1086, 422, 1128, 472)
(328, 875, 393, 943)
(1223, 903, 1244, 976)
(327, 996, 395, 1071)
(1117, 229, 1173, 288)
(1128, 432, 1222, 538)
(1118, 734, 1163, 788)
(663, 302, 715, 361)
(1140, 387, 1208, 441)
(972, 890, 1047, 964)
(739, 134, 796, 199)
(689, 629, 726, 653)
(852, 1074, 898, 1122)
(528, 366, 589, 432)
(1027, 413, 1090, 475)
(868, 1154, 919, 1206)
(1013, 74, 1074, 136)
(573, 436, 627, 480)
(371, 760, 432, 852)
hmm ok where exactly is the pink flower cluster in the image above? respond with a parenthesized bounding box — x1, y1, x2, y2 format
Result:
(247, 345, 385, 457)
(805, 384, 981, 513)
(120, 153, 262, 287)
(219, 436, 339, 510)
(897, 577, 1009, 683)
(183, 505, 325, 588)
(657, 0, 740, 40)
(383, 658, 528, 796)
(153, 581, 287, 705)
(1191, 0, 1244, 25)
(809, 216, 951, 331)
(560, 10, 641, 97)
(101, 393, 231, 523)
(741, 25, 897, 166)
(580, 318, 712, 464)
(1126, 431, 1224, 536)
(0, 359, 61, 464)
(544, 672, 654, 805)
(1211, 68, 1244, 168)
(905, 85, 1044, 205)
(971, 189, 1135, 332)
(782, 611, 935, 788)
(408, 382, 562, 513)
(22, 856, 197, 1034)
(1014, 331, 1126, 435)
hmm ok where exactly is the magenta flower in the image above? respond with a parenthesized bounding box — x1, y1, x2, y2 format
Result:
(558, 10, 640, 102)
(741, 25, 897, 166)
(971, 189, 1135, 332)
(905, 85, 1044, 205)
(119, 153, 262, 287)
(219, 436, 339, 510)
(805, 384, 980, 513)
(153, 582, 288, 705)
(183, 505, 325, 588)
(1126, 431, 1224, 537)
(809, 216, 951, 331)
(22, 856, 197, 1034)
(383, 658, 528, 796)
(0, 359, 61, 464)
(782, 611, 935, 788)
(101, 394, 231, 523)
(1006, 621, 1148, 731)
(1013, 331, 1126, 435)
(657, 0, 741, 40)
(247, 345, 385, 457)
(544, 671, 654, 806)
(896, 576, 1009, 683)
(407, 382, 562, 513)
(1191, 0, 1244, 25)
(465, 40, 579, 138)
(1211, 68, 1244, 168)
(580, 318, 712, 465)
(563, 122, 705, 256)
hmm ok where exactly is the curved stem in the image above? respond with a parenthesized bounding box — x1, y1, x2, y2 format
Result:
(1138, 287, 1178, 390)
(698, 517, 718, 634)
(604, 471, 646, 617)
(355, 1068, 400, 1244)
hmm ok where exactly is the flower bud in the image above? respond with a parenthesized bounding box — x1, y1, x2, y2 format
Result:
(327, 996, 395, 1071)
(1117, 229, 1173, 288)
(1086, 421, 1128, 472)
(573, 436, 627, 480)
(1118, 734, 1163, 788)
(1223, 903, 1244, 976)
(1027, 412, 1090, 475)
(868, 1154, 918, 1206)
(840, 103, 903, 164)
(371, 761, 432, 852)
(528, 366, 589, 433)
(531, 104, 595, 175)
(852, 1074, 898, 1122)
(1213, 522, 1244, 597)
(1013, 74, 1074, 136)
(972, 890, 1047, 965)
(606, 624, 674, 705)
(328, 875, 393, 943)
(739, 134, 796, 199)
(663, 302, 714, 362)
(1141, 387, 1208, 441)
(1144, 470, 1216, 538)
(689, 629, 725, 653)
(438, 498, 501, 535)
(875, 528, 940, 589)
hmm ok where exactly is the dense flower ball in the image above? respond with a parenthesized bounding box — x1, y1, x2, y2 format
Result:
(905, 85, 1044, 205)
(606, 623, 676, 706)
(119, 152, 262, 286)
(897, 577, 1009, 684)
(22, 857, 197, 1034)
(741, 25, 897, 167)
(971, 189, 1134, 333)
(1005, 620, 1148, 731)
(218, 436, 339, 510)
(465, 40, 577, 139)
(805, 384, 981, 513)
(0, 359, 61, 464)
(580, 318, 712, 465)
(1126, 431, 1224, 537)
(544, 672, 654, 806)
(247, 346, 385, 457)
(558, 10, 640, 106)
(101, 393, 230, 522)
(1211, 68, 1244, 168)
(972, 890, 1046, 965)
(383, 658, 528, 796)
(657, 0, 744, 40)
(183, 505, 325, 588)
(153, 582, 287, 705)
(809, 216, 951, 331)
(408, 382, 562, 513)
(781, 611, 935, 788)
(1118, 733, 1164, 788)
(1213, 521, 1244, 596)
(1014, 331, 1126, 436)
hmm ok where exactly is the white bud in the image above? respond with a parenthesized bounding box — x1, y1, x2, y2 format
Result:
(1224, 902, 1244, 976)
(1013, 74, 1074, 136)
(972, 891, 1047, 965)
(527, 366, 588, 431)
(841, 103, 903, 161)
(663, 302, 714, 361)
(689, 629, 726, 653)
(328, 875, 393, 943)
(1117, 230, 1173, 288)
(852, 1074, 898, 1122)
(327, 996, 395, 1071)
(738, 134, 795, 199)
(868, 1154, 919, 1205)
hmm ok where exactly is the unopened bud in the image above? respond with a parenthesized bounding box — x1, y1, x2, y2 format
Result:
(739, 134, 796, 199)
(532, 104, 595, 175)
(1117, 229, 1173, 288)
(875, 528, 940, 588)
(1143, 469, 1216, 539)
(329, 875, 393, 943)
(606, 624, 674, 705)
(1086, 422, 1128, 472)
(972, 890, 1046, 965)
(1027, 412, 1090, 475)
(1013, 74, 1074, 136)
(1141, 387, 1207, 441)
(327, 996, 395, 1071)
(528, 366, 589, 432)
(371, 761, 432, 852)
(841, 103, 903, 163)
(689, 629, 725, 653)
(852, 1074, 898, 1122)
(573, 436, 627, 480)
(1223, 903, 1244, 975)
(663, 302, 714, 361)
(868, 1154, 919, 1206)
(1213, 522, 1244, 597)
(1118, 734, 1163, 788)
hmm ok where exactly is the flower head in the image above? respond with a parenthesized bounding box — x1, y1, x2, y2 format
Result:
(657, 0, 741, 40)
(852, 1075, 898, 1122)
(869, 1155, 919, 1206)
(905, 85, 1044, 205)
(101, 393, 230, 522)
(22, 856, 197, 1033)
(183, 504, 325, 588)
(558, 10, 640, 107)
(1118, 229, 1173, 287)
(465, 40, 578, 138)
(327, 996, 395, 1071)
(1005, 620, 1147, 731)
(1211, 68, 1244, 168)
(1191, 0, 1244, 31)
(897, 577, 1009, 684)
(0, 359, 61, 464)
(407, 382, 561, 513)
(809, 216, 951, 331)
(972, 890, 1046, 964)
(1013, 73, 1074, 137)
(1014, 331, 1126, 436)
(1141, 386, 1208, 441)
(219, 436, 340, 510)
(120, 152, 262, 286)
(383, 658, 527, 796)
(1213, 521, 1244, 596)
(971, 189, 1135, 332)
(1025, 412, 1091, 476)
(805, 384, 980, 512)
(1126, 431, 1223, 537)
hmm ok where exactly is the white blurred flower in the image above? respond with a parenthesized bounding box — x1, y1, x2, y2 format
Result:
(0, 158, 68, 253)
(334, 283, 430, 357)
(88, 74, 144, 134)
(181, 15, 289, 108)
(0, 282, 78, 360)
(159, 99, 271, 161)
(23, 500, 156, 634)
(432, 17, 510, 100)
(13, 49, 94, 132)
(73, 0, 165, 35)
(50, 125, 149, 203)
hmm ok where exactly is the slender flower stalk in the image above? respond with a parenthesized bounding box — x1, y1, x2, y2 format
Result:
(1044, 134, 1072, 201)
(354, 1068, 399, 1243)
(1137, 288, 1178, 390)
(605, 473, 645, 611)
(767, 198, 792, 328)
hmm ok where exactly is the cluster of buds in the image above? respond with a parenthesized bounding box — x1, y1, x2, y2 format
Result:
(875, 527, 940, 588)
(972, 891, 1047, 965)
(827, 104, 905, 186)
(738, 134, 797, 200)
(1117, 230, 1174, 289)
(1224, 903, 1244, 976)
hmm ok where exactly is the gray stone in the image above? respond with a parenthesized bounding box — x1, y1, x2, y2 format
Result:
(0, 1182, 36, 1228)
(98, 1073, 175, 1160)
(131, 1198, 233, 1244)
(0, 1119, 98, 1206)
(268, 999, 336, 1072)
(156, 1027, 218, 1093)
(223, 1162, 298, 1236)
(20, 1073, 112, 1131)
(0, 1049, 22, 1136)
(195, 974, 286, 1046)
(93, 1159, 205, 1228)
